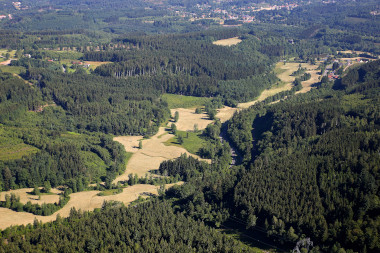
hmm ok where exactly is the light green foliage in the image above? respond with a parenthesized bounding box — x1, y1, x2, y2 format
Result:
(0, 127, 39, 161)
(162, 94, 210, 109)
(164, 130, 207, 155)
(0, 66, 26, 74)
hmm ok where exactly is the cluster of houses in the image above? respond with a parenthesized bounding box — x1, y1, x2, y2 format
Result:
(324, 57, 373, 81)
(170, 1, 303, 25)
(0, 14, 12, 20)
(11, 1, 29, 10)
(71, 61, 91, 68)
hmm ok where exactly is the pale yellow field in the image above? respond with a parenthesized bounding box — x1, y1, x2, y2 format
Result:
(113, 136, 143, 153)
(0, 188, 62, 205)
(170, 108, 213, 131)
(113, 126, 210, 182)
(84, 61, 112, 70)
(216, 62, 320, 121)
(338, 50, 377, 57)
(296, 69, 320, 94)
(213, 37, 242, 46)
(0, 183, 182, 229)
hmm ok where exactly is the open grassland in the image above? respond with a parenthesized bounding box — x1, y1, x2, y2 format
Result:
(0, 188, 62, 205)
(216, 61, 320, 121)
(0, 49, 16, 58)
(113, 126, 210, 182)
(113, 136, 143, 153)
(170, 108, 213, 131)
(163, 94, 210, 109)
(212, 37, 242, 46)
(296, 70, 320, 94)
(46, 50, 83, 60)
(113, 109, 213, 182)
(0, 183, 182, 229)
(344, 17, 369, 24)
(0, 65, 26, 74)
(84, 61, 112, 70)
(164, 130, 206, 155)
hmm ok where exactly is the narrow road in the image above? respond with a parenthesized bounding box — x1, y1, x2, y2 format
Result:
(219, 122, 243, 167)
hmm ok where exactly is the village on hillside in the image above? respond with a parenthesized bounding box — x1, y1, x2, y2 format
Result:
(169, 1, 301, 25)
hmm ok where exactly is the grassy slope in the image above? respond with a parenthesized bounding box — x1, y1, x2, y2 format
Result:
(164, 130, 206, 155)
(162, 94, 210, 109)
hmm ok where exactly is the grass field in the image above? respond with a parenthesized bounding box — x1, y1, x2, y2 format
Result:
(162, 94, 210, 109)
(344, 17, 369, 24)
(45, 50, 83, 60)
(113, 136, 143, 153)
(0, 188, 62, 205)
(0, 49, 16, 58)
(170, 108, 213, 131)
(164, 130, 206, 155)
(0, 184, 172, 229)
(0, 65, 26, 74)
(213, 37, 242, 46)
(60, 59, 111, 72)
(113, 125, 210, 182)
(84, 61, 112, 70)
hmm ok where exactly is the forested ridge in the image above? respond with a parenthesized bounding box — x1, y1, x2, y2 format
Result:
(226, 60, 380, 252)
(86, 31, 278, 101)
(0, 200, 253, 252)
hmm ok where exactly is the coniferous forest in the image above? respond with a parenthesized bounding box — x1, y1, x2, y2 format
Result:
(0, 0, 379, 252)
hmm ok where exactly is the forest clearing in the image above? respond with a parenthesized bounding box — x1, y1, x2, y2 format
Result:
(83, 61, 112, 70)
(212, 37, 242, 46)
(169, 108, 213, 131)
(0, 188, 62, 205)
(216, 61, 321, 122)
(0, 183, 183, 229)
(113, 123, 211, 182)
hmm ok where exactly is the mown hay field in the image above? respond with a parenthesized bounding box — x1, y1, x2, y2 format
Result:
(212, 37, 242, 46)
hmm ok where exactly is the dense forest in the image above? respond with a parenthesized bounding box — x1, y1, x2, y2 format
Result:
(226, 60, 380, 252)
(0, 200, 253, 252)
